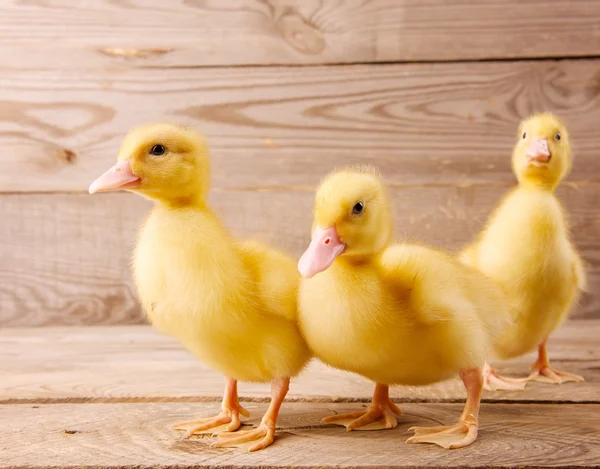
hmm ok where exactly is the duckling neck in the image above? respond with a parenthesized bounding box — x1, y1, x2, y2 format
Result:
(335, 253, 381, 270)
(517, 178, 558, 192)
(157, 194, 207, 210)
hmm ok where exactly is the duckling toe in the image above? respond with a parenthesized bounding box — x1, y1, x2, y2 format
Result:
(482, 363, 527, 392)
(212, 423, 275, 452)
(483, 373, 527, 392)
(528, 366, 584, 385)
(406, 421, 478, 449)
(322, 402, 400, 431)
(173, 414, 234, 436)
(173, 404, 248, 436)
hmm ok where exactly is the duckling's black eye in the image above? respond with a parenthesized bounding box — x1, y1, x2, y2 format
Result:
(555, 132, 561, 141)
(352, 201, 364, 216)
(522, 132, 527, 140)
(149, 144, 166, 156)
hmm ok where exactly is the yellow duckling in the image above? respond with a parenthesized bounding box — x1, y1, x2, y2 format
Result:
(297, 166, 508, 449)
(460, 113, 586, 391)
(88, 123, 311, 452)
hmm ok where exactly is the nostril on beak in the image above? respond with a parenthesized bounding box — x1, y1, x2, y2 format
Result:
(324, 238, 331, 245)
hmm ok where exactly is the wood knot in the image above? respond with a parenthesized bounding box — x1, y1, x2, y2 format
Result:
(63, 149, 77, 164)
(273, 6, 325, 55)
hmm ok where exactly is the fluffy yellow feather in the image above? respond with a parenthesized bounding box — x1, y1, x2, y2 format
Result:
(89, 123, 310, 452)
(297, 166, 509, 449)
(460, 113, 586, 390)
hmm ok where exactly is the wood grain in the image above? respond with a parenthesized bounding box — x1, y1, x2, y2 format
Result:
(1, 0, 599, 71)
(1, 401, 599, 468)
(2, 183, 599, 326)
(1, 60, 600, 193)
(1, 323, 598, 403)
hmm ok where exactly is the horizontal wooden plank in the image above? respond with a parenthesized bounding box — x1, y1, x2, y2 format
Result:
(1, 60, 600, 192)
(1, 183, 599, 326)
(1, 0, 599, 71)
(1, 401, 599, 468)
(1, 323, 598, 403)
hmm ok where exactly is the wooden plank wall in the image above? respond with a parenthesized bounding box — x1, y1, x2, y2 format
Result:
(1, 0, 599, 326)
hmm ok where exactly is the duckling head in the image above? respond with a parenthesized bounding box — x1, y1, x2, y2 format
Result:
(512, 112, 572, 190)
(89, 123, 210, 206)
(298, 165, 393, 278)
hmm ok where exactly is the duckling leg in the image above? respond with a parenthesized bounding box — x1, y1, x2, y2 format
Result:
(172, 377, 249, 436)
(482, 362, 527, 391)
(407, 367, 482, 449)
(527, 340, 584, 384)
(321, 383, 401, 431)
(213, 377, 289, 452)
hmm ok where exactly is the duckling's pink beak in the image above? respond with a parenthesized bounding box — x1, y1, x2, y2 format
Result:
(298, 226, 345, 278)
(526, 138, 551, 165)
(88, 160, 141, 194)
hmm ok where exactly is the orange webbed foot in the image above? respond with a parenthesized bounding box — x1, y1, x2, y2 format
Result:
(407, 420, 478, 449)
(482, 362, 527, 392)
(172, 404, 250, 436)
(173, 378, 249, 436)
(213, 422, 275, 452)
(407, 367, 482, 449)
(527, 366, 584, 385)
(526, 341, 585, 385)
(322, 384, 401, 431)
(213, 377, 289, 452)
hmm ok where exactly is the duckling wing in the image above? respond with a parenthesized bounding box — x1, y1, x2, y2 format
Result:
(571, 249, 587, 292)
(235, 240, 299, 322)
(381, 244, 509, 342)
(379, 244, 465, 325)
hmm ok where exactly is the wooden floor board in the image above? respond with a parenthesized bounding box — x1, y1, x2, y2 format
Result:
(2, 324, 598, 467)
(1, 323, 598, 404)
(1, 60, 600, 192)
(2, 184, 599, 326)
(2, 0, 599, 69)
(1, 402, 599, 468)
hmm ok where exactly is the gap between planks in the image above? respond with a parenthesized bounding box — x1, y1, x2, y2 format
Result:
(137, 54, 600, 71)
(3, 396, 600, 406)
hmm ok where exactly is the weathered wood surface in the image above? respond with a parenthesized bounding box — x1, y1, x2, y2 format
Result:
(2, 183, 599, 326)
(1, 401, 599, 468)
(2, 0, 599, 71)
(1, 323, 598, 403)
(1, 60, 600, 193)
